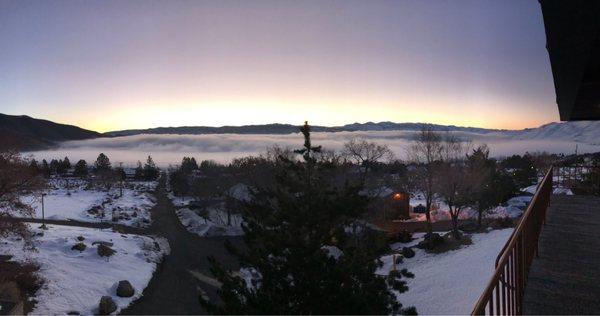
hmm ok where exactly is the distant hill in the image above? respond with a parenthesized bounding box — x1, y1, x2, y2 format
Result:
(104, 120, 600, 145)
(104, 121, 500, 137)
(0, 114, 101, 151)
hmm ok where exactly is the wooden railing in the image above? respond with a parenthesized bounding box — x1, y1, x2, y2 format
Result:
(471, 167, 553, 315)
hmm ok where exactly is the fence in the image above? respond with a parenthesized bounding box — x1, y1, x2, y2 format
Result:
(471, 167, 553, 315)
(553, 163, 596, 189)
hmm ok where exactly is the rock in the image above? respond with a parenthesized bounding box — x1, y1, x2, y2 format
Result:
(116, 280, 135, 297)
(66, 311, 80, 315)
(394, 255, 403, 265)
(71, 242, 87, 252)
(98, 296, 117, 315)
(0, 254, 13, 262)
(402, 247, 415, 258)
(76, 236, 85, 241)
(97, 244, 116, 258)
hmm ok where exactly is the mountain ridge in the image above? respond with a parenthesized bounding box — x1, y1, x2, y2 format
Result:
(0, 113, 101, 150)
(4, 113, 600, 150)
(103, 121, 504, 137)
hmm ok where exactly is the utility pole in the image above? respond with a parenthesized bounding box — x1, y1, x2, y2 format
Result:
(40, 193, 48, 229)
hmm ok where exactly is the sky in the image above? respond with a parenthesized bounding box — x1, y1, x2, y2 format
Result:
(0, 0, 558, 132)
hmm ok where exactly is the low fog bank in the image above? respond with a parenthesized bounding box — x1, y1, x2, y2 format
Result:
(25, 131, 599, 167)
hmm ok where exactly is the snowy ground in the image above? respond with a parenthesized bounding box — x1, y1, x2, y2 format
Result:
(13, 179, 157, 227)
(169, 193, 244, 237)
(0, 224, 169, 315)
(378, 229, 514, 314)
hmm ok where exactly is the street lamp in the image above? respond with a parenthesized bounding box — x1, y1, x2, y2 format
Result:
(40, 193, 48, 230)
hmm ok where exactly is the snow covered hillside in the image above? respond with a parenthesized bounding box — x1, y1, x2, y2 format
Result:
(378, 229, 513, 314)
(0, 224, 169, 315)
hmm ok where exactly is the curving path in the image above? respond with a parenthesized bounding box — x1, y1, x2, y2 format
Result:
(16, 178, 243, 315)
(120, 179, 243, 315)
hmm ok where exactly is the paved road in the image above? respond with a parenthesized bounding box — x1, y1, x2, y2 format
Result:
(120, 179, 243, 315)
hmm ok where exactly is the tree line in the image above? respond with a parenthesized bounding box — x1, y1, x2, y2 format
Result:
(27, 153, 160, 181)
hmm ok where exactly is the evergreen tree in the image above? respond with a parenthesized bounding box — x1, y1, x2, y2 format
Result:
(29, 159, 40, 173)
(469, 147, 519, 228)
(73, 159, 88, 178)
(134, 161, 144, 180)
(501, 154, 537, 188)
(115, 165, 126, 181)
(56, 157, 70, 175)
(201, 122, 412, 314)
(49, 159, 60, 175)
(41, 159, 51, 178)
(62, 156, 71, 171)
(168, 168, 189, 196)
(143, 155, 159, 180)
(180, 157, 198, 174)
(94, 153, 111, 172)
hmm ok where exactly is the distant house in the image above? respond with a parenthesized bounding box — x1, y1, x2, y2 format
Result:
(365, 187, 410, 220)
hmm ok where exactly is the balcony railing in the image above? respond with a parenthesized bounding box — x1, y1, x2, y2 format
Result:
(471, 167, 553, 315)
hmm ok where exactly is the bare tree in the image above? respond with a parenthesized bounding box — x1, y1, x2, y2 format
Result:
(0, 151, 45, 238)
(435, 140, 485, 239)
(342, 138, 394, 179)
(407, 126, 444, 235)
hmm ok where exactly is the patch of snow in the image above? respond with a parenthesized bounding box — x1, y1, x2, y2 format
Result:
(175, 207, 243, 237)
(390, 232, 427, 250)
(379, 229, 514, 314)
(227, 183, 253, 202)
(0, 224, 168, 315)
(10, 179, 156, 227)
(321, 245, 343, 260)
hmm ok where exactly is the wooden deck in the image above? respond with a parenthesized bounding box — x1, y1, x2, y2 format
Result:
(523, 195, 600, 314)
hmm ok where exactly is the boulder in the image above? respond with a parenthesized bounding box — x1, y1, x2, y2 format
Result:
(97, 244, 116, 258)
(76, 236, 85, 241)
(71, 242, 87, 252)
(98, 296, 117, 315)
(116, 280, 135, 297)
(402, 247, 415, 258)
(0, 254, 13, 262)
(394, 255, 403, 265)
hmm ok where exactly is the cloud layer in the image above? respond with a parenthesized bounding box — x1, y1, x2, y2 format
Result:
(26, 131, 600, 167)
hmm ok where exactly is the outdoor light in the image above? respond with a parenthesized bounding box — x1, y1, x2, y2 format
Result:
(393, 193, 403, 200)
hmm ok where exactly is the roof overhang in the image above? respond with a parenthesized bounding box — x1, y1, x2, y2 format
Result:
(540, 0, 600, 121)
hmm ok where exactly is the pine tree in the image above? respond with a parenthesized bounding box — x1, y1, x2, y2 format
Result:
(181, 157, 198, 174)
(49, 159, 60, 175)
(201, 122, 412, 314)
(143, 155, 159, 180)
(94, 153, 112, 172)
(134, 161, 144, 180)
(41, 159, 51, 178)
(73, 159, 88, 178)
